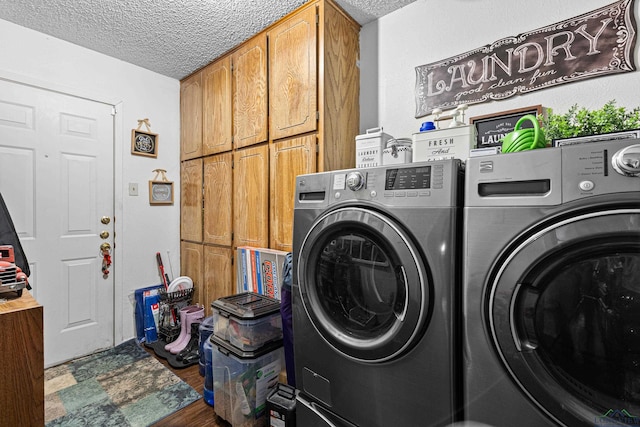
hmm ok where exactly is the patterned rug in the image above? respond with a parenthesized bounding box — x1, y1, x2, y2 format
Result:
(44, 339, 201, 427)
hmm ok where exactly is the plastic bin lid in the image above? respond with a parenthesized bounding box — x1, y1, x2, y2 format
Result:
(211, 292, 280, 319)
(211, 334, 283, 359)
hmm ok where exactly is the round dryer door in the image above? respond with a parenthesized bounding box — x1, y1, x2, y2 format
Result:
(297, 206, 432, 363)
(489, 209, 640, 425)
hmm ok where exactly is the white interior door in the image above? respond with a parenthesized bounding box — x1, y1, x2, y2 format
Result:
(0, 78, 115, 367)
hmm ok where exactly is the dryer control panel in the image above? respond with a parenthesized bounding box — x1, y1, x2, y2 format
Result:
(295, 159, 462, 209)
(465, 138, 640, 207)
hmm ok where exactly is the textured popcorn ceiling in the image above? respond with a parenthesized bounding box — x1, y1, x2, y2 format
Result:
(0, 0, 416, 80)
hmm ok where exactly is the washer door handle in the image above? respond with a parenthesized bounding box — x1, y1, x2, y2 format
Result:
(395, 265, 409, 322)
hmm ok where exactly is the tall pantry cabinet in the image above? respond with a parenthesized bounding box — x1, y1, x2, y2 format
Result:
(180, 0, 360, 310)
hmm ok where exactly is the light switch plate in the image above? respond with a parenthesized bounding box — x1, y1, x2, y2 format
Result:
(128, 182, 139, 196)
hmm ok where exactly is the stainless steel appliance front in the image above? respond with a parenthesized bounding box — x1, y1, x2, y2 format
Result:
(293, 160, 463, 427)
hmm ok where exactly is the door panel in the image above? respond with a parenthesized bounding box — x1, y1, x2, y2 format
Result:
(203, 56, 232, 155)
(232, 33, 268, 149)
(180, 158, 203, 242)
(270, 135, 316, 251)
(233, 145, 269, 248)
(204, 153, 232, 246)
(0, 79, 114, 367)
(181, 241, 204, 311)
(268, 4, 318, 140)
(203, 246, 233, 316)
(180, 71, 203, 160)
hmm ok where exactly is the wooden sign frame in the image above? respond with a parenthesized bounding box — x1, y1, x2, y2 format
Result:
(149, 180, 174, 205)
(470, 105, 543, 148)
(131, 129, 159, 158)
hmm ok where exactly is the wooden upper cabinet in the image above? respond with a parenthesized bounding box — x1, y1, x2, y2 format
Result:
(270, 135, 317, 252)
(203, 55, 233, 155)
(180, 71, 203, 160)
(180, 158, 203, 242)
(204, 152, 232, 246)
(319, 0, 360, 171)
(233, 144, 269, 248)
(268, 4, 318, 141)
(232, 33, 268, 149)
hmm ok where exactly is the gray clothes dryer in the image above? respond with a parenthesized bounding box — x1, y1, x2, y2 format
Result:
(463, 140, 640, 426)
(292, 160, 463, 427)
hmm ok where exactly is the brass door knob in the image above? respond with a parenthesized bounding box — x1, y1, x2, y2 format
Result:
(100, 242, 111, 252)
(100, 231, 110, 239)
(101, 216, 111, 225)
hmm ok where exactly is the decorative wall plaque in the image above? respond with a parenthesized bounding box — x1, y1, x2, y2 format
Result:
(415, 0, 637, 117)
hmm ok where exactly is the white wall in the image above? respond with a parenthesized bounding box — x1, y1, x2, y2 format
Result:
(360, 0, 640, 139)
(0, 18, 181, 343)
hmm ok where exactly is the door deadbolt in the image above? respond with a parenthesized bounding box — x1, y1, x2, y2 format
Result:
(101, 216, 111, 225)
(100, 231, 110, 239)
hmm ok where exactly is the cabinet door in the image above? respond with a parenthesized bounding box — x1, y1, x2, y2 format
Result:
(268, 4, 317, 140)
(204, 153, 232, 246)
(320, 0, 360, 171)
(234, 144, 269, 248)
(180, 71, 203, 160)
(203, 246, 233, 316)
(181, 241, 204, 309)
(202, 56, 232, 155)
(232, 33, 268, 149)
(180, 158, 203, 242)
(270, 135, 316, 252)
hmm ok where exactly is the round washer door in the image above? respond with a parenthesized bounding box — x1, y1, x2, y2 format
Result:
(489, 209, 640, 425)
(297, 206, 432, 363)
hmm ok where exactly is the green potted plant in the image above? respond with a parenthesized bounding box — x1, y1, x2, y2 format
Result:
(541, 100, 640, 145)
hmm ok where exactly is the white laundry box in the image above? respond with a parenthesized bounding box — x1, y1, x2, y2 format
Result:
(356, 127, 393, 168)
(412, 125, 477, 162)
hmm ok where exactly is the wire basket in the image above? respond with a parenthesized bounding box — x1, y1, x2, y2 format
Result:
(158, 287, 194, 342)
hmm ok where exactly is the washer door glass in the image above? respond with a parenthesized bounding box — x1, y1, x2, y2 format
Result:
(490, 210, 640, 425)
(298, 207, 431, 363)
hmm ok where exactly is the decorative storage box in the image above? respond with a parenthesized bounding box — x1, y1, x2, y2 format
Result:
(212, 292, 282, 351)
(212, 336, 284, 427)
(356, 127, 393, 168)
(412, 124, 477, 162)
(382, 138, 413, 165)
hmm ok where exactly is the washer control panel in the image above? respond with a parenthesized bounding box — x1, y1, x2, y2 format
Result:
(296, 159, 461, 209)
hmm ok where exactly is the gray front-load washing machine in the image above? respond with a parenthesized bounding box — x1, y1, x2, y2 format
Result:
(463, 139, 640, 426)
(292, 160, 463, 427)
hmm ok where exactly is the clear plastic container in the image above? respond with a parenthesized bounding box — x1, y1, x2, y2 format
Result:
(203, 338, 214, 406)
(212, 336, 283, 427)
(212, 292, 282, 351)
(227, 312, 282, 351)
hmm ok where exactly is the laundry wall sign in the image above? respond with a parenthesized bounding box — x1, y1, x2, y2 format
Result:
(415, 0, 637, 117)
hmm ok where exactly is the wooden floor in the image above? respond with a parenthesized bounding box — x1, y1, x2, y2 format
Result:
(144, 346, 231, 427)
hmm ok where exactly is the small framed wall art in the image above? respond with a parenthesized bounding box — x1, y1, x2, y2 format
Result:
(131, 129, 158, 158)
(149, 181, 174, 205)
(131, 118, 158, 158)
(149, 169, 173, 205)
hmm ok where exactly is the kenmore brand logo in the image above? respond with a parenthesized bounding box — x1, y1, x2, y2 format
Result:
(479, 161, 493, 173)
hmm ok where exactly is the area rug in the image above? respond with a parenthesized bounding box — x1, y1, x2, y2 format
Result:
(44, 339, 201, 427)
